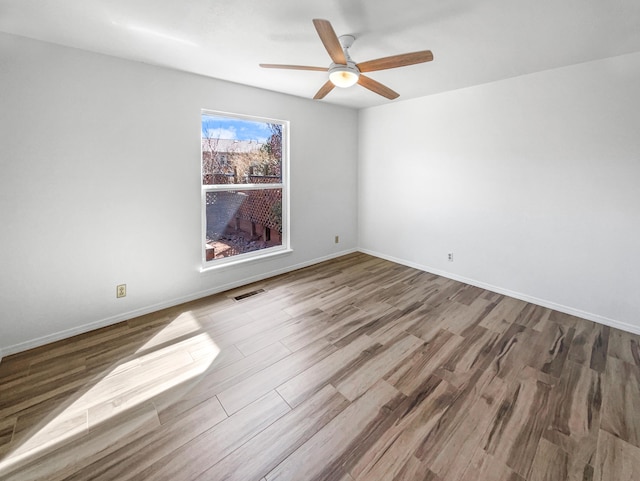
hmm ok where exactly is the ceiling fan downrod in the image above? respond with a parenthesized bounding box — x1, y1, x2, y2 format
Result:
(329, 35, 360, 88)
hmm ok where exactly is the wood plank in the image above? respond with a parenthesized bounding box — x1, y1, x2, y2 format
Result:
(449, 284, 486, 306)
(10, 407, 88, 466)
(384, 328, 464, 396)
(482, 367, 553, 479)
(265, 380, 403, 481)
(0, 355, 31, 384)
(85, 344, 201, 428)
(217, 338, 337, 415)
(333, 332, 424, 401)
(234, 309, 328, 356)
(484, 323, 531, 384)
(514, 304, 552, 332)
(413, 368, 493, 461)
(195, 384, 349, 481)
(203, 310, 298, 350)
(459, 450, 525, 481)
(282, 285, 355, 318)
(600, 355, 640, 448)
(594, 429, 640, 481)
(278, 304, 363, 352)
(5, 322, 132, 369)
(327, 305, 402, 349)
(151, 344, 243, 424)
(480, 296, 529, 334)
(276, 334, 379, 407)
(528, 438, 571, 481)
(18, 356, 87, 387)
(136, 391, 290, 481)
(0, 401, 160, 481)
(0, 417, 16, 456)
(568, 318, 610, 372)
(315, 305, 377, 347)
(607, 328, 640, 367)
(355, 306, 418, 345)
(548, 310, 580, 331)
(527, 322, 575, 378)
(0, 365, 93, 420)
(543, 360, 601, 472)
(348, 375, 455, 480)
(389, 456, 442, 481)
(152, 341, 290, 423)
(427, 373, 508, 480)
(64, 396, 228, 481)
(436, 325, 502, 388)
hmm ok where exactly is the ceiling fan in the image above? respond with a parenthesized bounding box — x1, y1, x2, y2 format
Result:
(260, 19, 434, 100)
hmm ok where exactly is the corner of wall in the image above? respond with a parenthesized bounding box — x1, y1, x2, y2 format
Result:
(358, 248, 640, 336)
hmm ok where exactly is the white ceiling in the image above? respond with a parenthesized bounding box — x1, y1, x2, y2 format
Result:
(2, 0, 640, 109)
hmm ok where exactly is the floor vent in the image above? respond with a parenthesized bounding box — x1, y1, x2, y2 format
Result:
(233, 289, 265, 301)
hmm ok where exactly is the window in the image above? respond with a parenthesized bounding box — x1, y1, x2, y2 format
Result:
(201, 111, 288, 266)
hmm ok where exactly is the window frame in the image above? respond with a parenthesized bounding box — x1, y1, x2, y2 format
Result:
(200, 110, 290, 270)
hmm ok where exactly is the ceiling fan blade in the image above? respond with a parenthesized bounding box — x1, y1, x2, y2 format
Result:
(313, 80, 335, 100)
(259, 64, 328, 71)
(358, 75, 399, 100)
(312, 19, 347, 65)
(357, 50, 434, 72)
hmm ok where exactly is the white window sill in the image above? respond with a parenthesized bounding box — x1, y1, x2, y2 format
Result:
(200, 247, 293, 273)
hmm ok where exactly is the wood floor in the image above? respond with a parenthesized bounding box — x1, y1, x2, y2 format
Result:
(1, 252, 640, 481)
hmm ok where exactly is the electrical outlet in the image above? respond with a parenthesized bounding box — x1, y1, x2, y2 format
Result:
(116, 284, 127, 298)
(334, 235, 340, 244)
(448, 253, 454, 262)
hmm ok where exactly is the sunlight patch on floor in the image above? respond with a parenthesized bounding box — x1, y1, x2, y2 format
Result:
(0, 312, 219, 477)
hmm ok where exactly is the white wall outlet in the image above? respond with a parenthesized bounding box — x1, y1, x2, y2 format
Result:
(448, 253, 454, 262)
(116, 284, 127, 298)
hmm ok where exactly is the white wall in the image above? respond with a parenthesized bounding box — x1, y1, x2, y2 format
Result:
(0, 33, 358, 357)
(359, 51, 640, 333)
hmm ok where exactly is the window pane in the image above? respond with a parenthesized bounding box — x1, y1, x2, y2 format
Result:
(205, 189, 283, 260)
(202, 114, 282, 185)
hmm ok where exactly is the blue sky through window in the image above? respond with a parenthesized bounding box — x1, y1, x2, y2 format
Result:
(202, 115, 272, 142)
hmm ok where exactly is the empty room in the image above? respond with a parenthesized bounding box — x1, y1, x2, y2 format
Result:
(1, 1, 639, 480)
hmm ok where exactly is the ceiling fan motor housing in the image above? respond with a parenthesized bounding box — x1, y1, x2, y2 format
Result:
(328, 61, 360, 88)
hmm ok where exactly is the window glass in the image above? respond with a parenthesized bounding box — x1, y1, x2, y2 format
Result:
(202, 112, 287, 264)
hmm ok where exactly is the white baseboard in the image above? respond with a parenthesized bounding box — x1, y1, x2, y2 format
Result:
(0, 248, 357, 358)
(358, 248, 640, 336)
(4, 245, 635, 361)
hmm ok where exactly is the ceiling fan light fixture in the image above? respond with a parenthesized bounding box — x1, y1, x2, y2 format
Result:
(329, 64, 360, 88)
